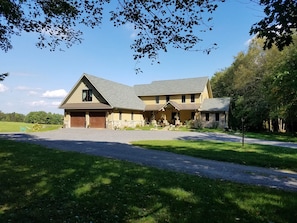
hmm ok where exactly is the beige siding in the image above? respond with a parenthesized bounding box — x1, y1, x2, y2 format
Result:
(141, 94, 203, 105)
(200, 86, 210, 102)
(106, 110, 144, 129)
(66, 81, 100, 104)
(63, 111, 71, 128)
(140, 96, 156, 105)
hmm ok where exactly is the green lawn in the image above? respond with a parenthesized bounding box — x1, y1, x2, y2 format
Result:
(243, 131, 297, 143)
(132, 140, 297, 172)
(0, 121, 62, 132)
(0, 139, 296, 223)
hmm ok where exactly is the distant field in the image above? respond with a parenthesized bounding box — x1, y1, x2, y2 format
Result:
(0, 121, 62, 132)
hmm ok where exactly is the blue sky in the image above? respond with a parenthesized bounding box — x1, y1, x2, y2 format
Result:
(0, 1, 264, 115)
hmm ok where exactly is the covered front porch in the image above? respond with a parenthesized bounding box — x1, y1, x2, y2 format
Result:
(143, 101, 200, 126)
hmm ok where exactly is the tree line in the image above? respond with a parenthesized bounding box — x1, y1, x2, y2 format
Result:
(211, 35, 297, 133)
(0, 111, 63, 125)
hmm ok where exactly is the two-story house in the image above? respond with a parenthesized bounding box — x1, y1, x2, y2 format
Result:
(59, 73, 230, 129)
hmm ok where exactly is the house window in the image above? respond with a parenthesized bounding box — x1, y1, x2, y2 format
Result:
(82, 89, 92, 102)
(191, 94, 195, 102)
(131, 112, 134, 120)
(119, 112, 122, 120)
(216, 113, 220, 121)
(166, 95, 170, 102)
(155, 96, 159, 104)
(182, 95, 186, 103)
(205, 113, 209, 121)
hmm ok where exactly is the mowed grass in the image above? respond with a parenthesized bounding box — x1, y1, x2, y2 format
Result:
(1, 139, 297, 223)
(0, 121, 61, 132)
(132, 140, 297, 172)
(244, 131, 297, 143)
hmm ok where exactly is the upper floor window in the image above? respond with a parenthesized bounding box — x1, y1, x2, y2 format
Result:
(155, 96, 159, 104)
(166, 95, 170, 102)
(119, 112, 122, 120)
(181, 95, 186, 103)
(191, 94, 195, 102)
(82, 89, 92, 102)
(131, 112, 134, 120)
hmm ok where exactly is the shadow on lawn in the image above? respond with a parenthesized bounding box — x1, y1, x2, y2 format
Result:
(0, 133, 297, 222)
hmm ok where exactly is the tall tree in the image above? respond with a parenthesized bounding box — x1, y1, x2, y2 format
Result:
(266, 41, 297, 131)
(250, 0, 297, 51)
(212, 36, 297, 132)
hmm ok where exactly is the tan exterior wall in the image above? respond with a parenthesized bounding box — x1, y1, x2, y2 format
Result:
(63, 111, 71, 128)
(106, 110, 144, 129)
(200, 86, 211, 102)
(139, 96, 156, 105)
(141, 93, 202, 105)
(64, 109, 145, 129)
(66, 81, 100, 104)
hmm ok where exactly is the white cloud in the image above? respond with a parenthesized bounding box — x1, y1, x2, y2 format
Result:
(15, 86, 29, 90)
(42, 89, 67, 98)
(0, 83, 9, 92)
(28, 100, 62, 110)
(51, 101, 62, 106)
(29, 90, 39, 95)
(15, 86, 42, 91)
(30, 100, 47, 106)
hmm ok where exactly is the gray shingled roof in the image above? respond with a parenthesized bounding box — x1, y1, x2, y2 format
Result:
(60, 74, 214, 111)
(199, 98, 231, 112)
(85, 74, 145, 110)
(134, 77, 209, 96)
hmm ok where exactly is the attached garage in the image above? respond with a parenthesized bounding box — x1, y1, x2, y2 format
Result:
(70, 112, 85, 127)
(89, 112, 106, 128)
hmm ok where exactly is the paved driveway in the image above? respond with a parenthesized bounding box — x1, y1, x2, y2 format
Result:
(1, 128, 297, 191)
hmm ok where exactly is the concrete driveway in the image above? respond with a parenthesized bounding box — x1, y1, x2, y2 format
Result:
(1, 128, 297, 192)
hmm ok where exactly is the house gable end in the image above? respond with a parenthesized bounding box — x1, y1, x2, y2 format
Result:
(83, 74, 145, 111)
(59, 74, 110, 109)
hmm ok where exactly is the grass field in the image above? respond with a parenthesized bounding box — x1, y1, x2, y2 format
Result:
(132, 140, 297, 172)
(0, 121, 62, 132)
(243, 131, 297, 142)
(1, 139, 297, 222)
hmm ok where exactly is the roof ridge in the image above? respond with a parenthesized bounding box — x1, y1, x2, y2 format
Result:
(151, 76, 209, 83)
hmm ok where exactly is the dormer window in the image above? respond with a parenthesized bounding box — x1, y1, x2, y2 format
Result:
(82, 89, 92, 102)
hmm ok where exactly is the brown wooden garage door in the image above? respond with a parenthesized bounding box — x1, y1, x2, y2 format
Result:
(89, 112, 106, 128)
(71, 112, 85, 127)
